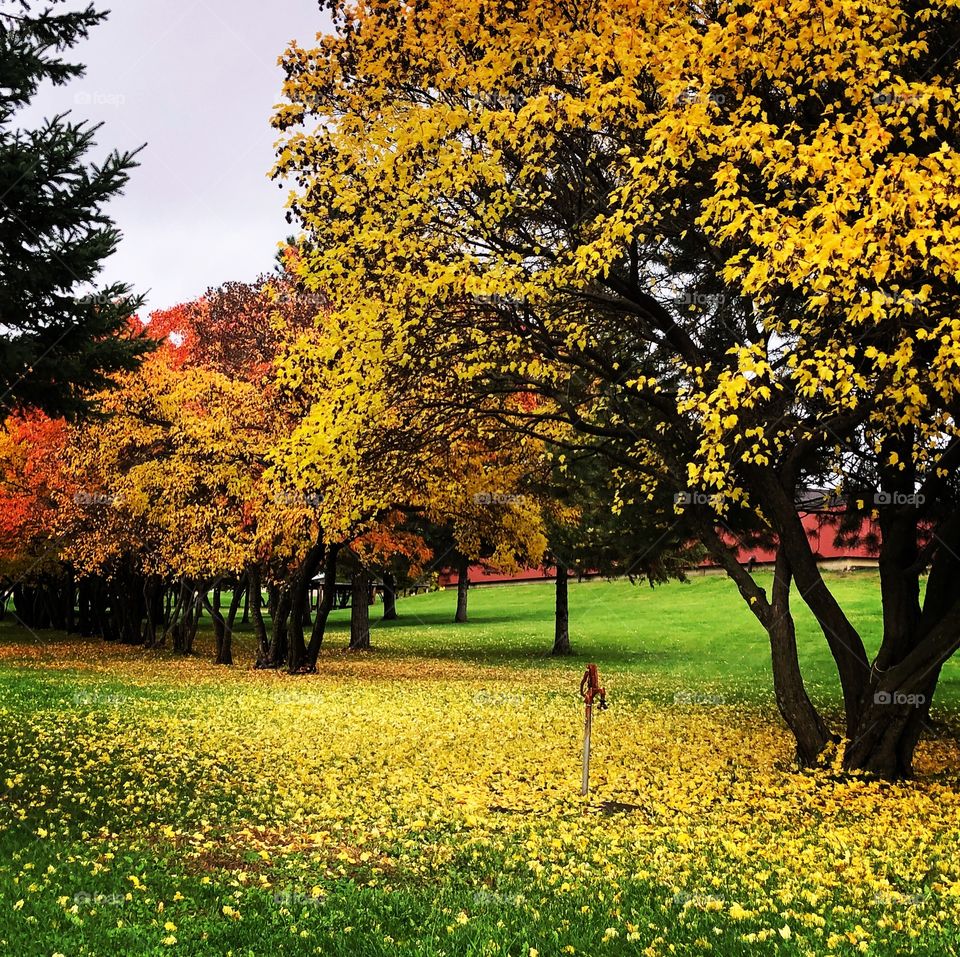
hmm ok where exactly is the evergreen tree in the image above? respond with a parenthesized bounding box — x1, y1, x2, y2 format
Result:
(0, 1, 149, 418)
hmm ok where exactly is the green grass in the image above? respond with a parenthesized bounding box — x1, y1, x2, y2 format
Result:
(2, 571, 960, 956)
(316, 570, 958, 710)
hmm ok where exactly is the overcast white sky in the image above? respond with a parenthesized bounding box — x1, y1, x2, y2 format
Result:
(22, 0, 332, 314)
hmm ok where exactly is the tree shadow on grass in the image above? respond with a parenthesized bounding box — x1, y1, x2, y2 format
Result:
(335, 639, 670, 670)
(324, 611, 542, 630)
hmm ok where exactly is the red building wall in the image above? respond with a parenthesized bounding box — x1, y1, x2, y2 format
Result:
(438, 513, 879, 588)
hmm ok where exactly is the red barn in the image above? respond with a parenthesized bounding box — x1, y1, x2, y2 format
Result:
(438, 505, 879, 588)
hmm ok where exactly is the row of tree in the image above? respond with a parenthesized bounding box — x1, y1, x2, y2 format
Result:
(265, 0, 960, 778)
(0, 266, 692, 666)
(0, 2, 689, 675)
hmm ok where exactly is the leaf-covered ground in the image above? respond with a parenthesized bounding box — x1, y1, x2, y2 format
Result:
(2, 576, 960, 956)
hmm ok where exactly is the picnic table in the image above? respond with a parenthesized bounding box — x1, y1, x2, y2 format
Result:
(309, 573, 384, 609)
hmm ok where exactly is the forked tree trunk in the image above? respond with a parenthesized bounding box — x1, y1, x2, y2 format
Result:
(454, 558, 469, 623)
(182, 587, 202, 655)
(207, 582, 232, 665)
(754, 470, 869, 735)
(843, 686, 933, 778)
(166, 581, 188, 652)
(752, 472, 957, 778)
(842, 543, 960, 777)
(305, 544, 340, 669)
(349, 565, 371, 650)
(552, 565, 573, 656)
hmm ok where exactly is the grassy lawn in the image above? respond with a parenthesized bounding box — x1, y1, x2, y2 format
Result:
(2, 572, 960, 956)
(319, 571, 959, 712)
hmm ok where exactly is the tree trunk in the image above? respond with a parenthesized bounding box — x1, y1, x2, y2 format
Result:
(92, 580, 113, 643)
(700, 527, 831, 767)
(180, 585, 202, 655)
(349, 565, 371, 650)
(767, 551, 833, 765)
(843, 686, 934, 778)
(248, 567, 269, 663)
(753, 468, 869, 734)
(207, 582, 231, 665)
(142, 577, 165, 648)
(842, 573, 960, 777)
(551, 565, 572, 656)
(454, 558, 469, 623)
(63, 567, 75, 633)
(305, 544, 339, 669)
(166, 581, 188, 651)
(264, 585, 291, 667)
(382, 569, 398, 621)
(77, 578, 92, 636)
(217, 580, 244, 666)
(841, 476, 940, 778)
(117, 573, 146, 645)
(288, 543, 324, 673)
